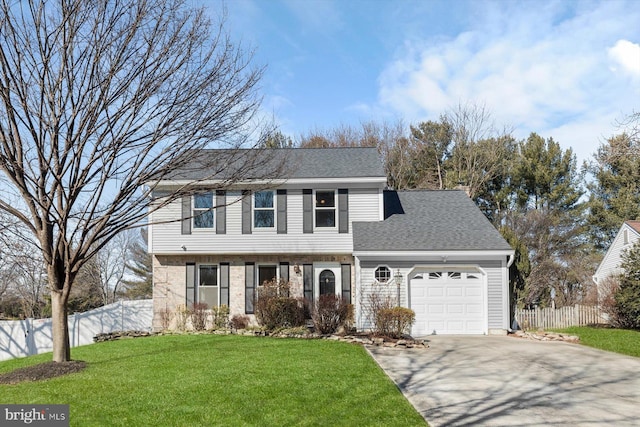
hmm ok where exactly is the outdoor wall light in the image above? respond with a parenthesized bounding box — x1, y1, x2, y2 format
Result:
(181, 245, 187, 251)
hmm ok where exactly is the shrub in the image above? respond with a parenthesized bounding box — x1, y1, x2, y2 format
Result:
(174, 304, 191, 331)
(360, 281, 397, 332)
(615, 241, 640, 329)
(311, 294, 350, 335)
(191, 302, 208, 331)
(230, 314, 250, 330)
(255, 279, 306, 330)
(375, 307, 415, 339)
(158, 307, 172, 330)
(211, 305, 230, 329)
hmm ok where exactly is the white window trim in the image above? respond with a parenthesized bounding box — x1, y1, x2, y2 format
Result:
(314, 189, 337, 230)
(193, 192, 215, 231)
(253, 190, 276, 231)
(373, 265, 393, 284)
(196, 263, 220, 306)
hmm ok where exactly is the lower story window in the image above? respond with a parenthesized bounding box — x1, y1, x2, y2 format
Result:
(198, 265, 218, 308)
(258, 265, 277, 287)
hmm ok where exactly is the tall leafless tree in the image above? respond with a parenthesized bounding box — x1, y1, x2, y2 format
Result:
(0, 0, 283, 362)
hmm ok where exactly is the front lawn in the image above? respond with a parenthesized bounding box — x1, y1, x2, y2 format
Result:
(553, 326, 640, 358)
(0, 334, 426, 426)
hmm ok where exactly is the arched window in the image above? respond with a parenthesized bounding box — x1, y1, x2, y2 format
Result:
(319, 270, 335, 295)
(374, 266, 391, 283)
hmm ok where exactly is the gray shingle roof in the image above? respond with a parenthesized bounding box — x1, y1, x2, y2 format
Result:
(165, 147, 385, 181)
(353, 190, 513, 252)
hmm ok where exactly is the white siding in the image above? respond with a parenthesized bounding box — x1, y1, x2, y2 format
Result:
(594, 224, 640, 284)
(150, 187, 382, 254)
(356, 259, 507, 332)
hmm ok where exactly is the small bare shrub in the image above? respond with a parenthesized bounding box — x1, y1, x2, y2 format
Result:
(375, 307, 415, 338)
(158, 306, 172, 330)
(599, 276, 621, 325)
(230, 314, 250, 330)
(175, 304, 191, 331)
(255, 279, 306, 330)
(191, 302, 208, 331)
(211, 305, 230, 329)
(311, 294, 350, 335)
(360, 281, 397, 332)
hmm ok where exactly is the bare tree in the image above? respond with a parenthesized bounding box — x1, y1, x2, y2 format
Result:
(0, 0, 283, 362)
(92, 230, 135, 306)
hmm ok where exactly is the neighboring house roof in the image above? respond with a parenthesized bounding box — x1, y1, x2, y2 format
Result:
(163, 147, 385, 181)
(625, 220, 640, 234)
(353, 190, 513, 252)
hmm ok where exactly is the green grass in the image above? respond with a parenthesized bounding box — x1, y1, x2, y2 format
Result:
(553, 326, 640, 358)
(0, 335, 426, 426)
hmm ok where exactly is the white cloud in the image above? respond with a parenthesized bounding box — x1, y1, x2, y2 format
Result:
(376, 1, 640, 164)
(608, 39, 640, 76)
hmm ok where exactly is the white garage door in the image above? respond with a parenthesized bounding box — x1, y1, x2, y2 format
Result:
(410, 270, 484, 335)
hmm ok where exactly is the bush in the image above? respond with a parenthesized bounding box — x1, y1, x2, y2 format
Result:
(191, 302, 208, 331)
(175, 304, 191, 331)
(375, 307, 415, 339)
(211, 305, 230, 329)
(615, 242, 640, 329)
(255, 279, 306, 330)
(230, 314, 250, 330)
(158, 307, 172, 330)
(311, 294, 351, 335)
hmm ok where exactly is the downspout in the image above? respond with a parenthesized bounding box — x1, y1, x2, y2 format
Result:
(507, 253, 515, 268)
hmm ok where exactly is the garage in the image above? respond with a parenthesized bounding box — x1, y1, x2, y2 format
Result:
(410, 269, 485, 335)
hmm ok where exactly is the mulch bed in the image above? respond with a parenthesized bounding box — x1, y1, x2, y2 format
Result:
(0, 361, 87, 385)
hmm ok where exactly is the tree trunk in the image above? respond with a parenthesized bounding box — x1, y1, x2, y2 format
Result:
(51, 290, 71, 362)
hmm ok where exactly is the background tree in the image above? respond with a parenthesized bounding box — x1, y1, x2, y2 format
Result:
(615, 240, 640, 329)
(586, 125, 640, 250)
(0, 0, 283, 362)
(122, 228, 153, 300)
(504, 134, 587, 307)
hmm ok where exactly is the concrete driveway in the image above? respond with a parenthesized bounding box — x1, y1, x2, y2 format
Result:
(368, 335, 640, 426)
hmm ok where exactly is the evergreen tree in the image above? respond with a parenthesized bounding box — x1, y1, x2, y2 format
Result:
(616, 241, 640, 329)
(122, 228, 153, 300)
(586, 132, 640, 250)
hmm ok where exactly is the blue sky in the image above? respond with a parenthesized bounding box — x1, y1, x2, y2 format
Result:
(217, 0, 640, 165)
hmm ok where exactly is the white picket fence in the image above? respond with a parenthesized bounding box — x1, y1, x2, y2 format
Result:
(0, 299, 153, 361)
(515, 304, 606, 330)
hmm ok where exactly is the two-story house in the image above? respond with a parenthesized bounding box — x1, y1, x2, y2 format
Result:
(149, 147, 514, 335)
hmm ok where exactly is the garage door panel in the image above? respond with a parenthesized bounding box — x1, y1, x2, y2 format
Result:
(428, 286, 444, 297)
(466, 287, 482, 297)
(447, 287, 463, 297)
(411, 270, 484, 335)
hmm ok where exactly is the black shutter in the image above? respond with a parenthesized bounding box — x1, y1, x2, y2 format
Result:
(242, 190, 252, 234)
(280, 262, 289, 283)
(181, 196, 191, 235)
(220, 263, 230, 306)
(277, 189, 287, 234)
(338, 189, 349, 234)
(245, 262, 255, 314)
(186, 263, 196, 305)
(303, 264, 313, 301)
(303, 189, 313, 233)
(341, 264, 351, 303)
(216, 190, 226, 234)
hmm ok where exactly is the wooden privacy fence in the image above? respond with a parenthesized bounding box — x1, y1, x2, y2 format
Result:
(515, 305, 606, 330)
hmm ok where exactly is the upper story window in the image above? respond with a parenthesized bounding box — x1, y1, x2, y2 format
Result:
(374, 266, 391, 283)
(193, 193, 214, 228)
(254, 191, 275, 228)
(315, 190, 336, 228)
